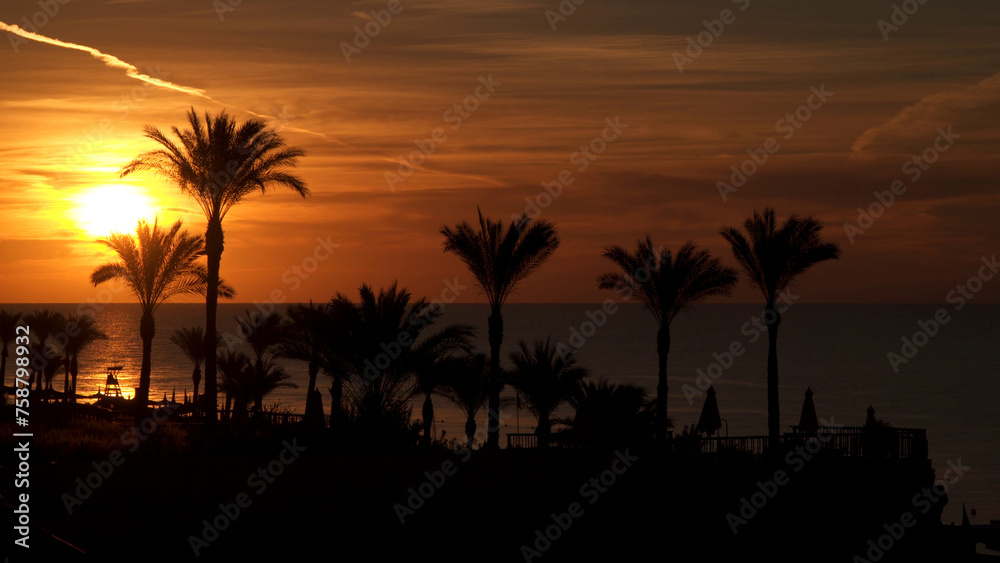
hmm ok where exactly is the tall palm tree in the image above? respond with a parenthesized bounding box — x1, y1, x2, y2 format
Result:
(440, 209, 560, 449)
(1, 309, 24, 404)
(91, 218, 235, 416)
(63, 314, 108, 402)
(169, 326, 215, 405)
(508, 338, 588, 448)
(720, 208, 841, 441)
(597, 238, 738, 443)
(120, 108, 308, 425)
(437, 352, 492, 449)
(23, 310, 65, 396)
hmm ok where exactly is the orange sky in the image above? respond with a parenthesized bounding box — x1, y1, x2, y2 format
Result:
(1, 0, 998, 304)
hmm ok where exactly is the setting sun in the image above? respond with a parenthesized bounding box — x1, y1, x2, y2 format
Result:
(75, 184, 157, 237)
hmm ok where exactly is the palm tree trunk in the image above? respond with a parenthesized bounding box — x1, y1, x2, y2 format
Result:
(538, 416, 551, 448)
(192, 366, 201, 403)
(465, 416, 477, 450)
(765, 303, 781, 443)
(70, 354, 79, 402)
(422, 392, 434, 447)
(304, 360, 318, 420)
(204, 217, 224, 427)
(486, 310, 503, 450)
(63, 355, 71, 402)
(137, 310, 155, 418)
(329, 376, 343, 431)
(656, 324, 671, 443)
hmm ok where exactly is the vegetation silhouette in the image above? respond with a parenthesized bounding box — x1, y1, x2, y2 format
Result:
(23, 309, 65, 396)
(275, 301, 329, 424)
(508, 337, 588, 448)
(561, 379, 654, 448)
(90, 218, 235, 417)
(436, 351, 492, 449)
(597, 238, 738, 442)
(440, 209, 560, 450)
(169, 326, 214, 406)
(120, 108, 308, 427)
(62, 314, 107, 402)
(720, 208, 840, 441)
(0, 309, 24, 403)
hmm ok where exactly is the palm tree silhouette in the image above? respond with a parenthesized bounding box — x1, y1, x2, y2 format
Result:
(218, 348, 253, 425)
(91, 218, 235, 416)
(437, 352, 492, 449)
(0, 309, 24, 404)
(564, 379, 653, 448)
(597, 238, 737, 442)
(508, 338, 588, 448)
(440, 209, 560, 449)
(23, 310, 65, 396)
(169, 326, 215, 405)
(63, 314, 107, 401)
(120, 108, 308, 425)
(235, 310, 288, 413)
(276, 302, 328, 419)
(720, 208, 840, 441)
(408, 322, 476, 447)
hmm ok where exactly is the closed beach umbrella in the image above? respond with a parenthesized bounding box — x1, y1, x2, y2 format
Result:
(865, 405, 877, 427)
(798, 387, 819, 434)
(696, 385, 722, 436)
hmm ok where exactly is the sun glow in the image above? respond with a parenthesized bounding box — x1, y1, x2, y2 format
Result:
(75, 185, 157, 238)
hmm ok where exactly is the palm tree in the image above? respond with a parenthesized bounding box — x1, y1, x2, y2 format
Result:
(169, 326, 215, 405)
(91, 218, 236, 416)
(218, 349, 253, 425)
(563, 379, 653, 448)
(275, 302, 327, 418)
(597, 238, 738, 443)
(508, 338, 588, 448)
(120, 108, 308, 425)
(332, 282, 475, 444)
(408, 323, 476, 447)
(23, 310, 65, 396)
(440, 209, 560, 449)
(1, 309, 24, 404)
(235, 310, 288, 412)
(63, 314, 108, 401)
(437, 352, 492, 449)
(720, 208, 841, 441)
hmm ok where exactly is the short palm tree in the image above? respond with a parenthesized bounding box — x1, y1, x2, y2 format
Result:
(597, 238, 738, 443)
(275, 302, 327, 408)
(440, 209, 560, 449)
(720, 208, 840, 441)
(437, 352, 492, 449)
(120, 108, 308, 425)
(408, 324, 476, 447)
(169, 326, 215, 405)
(63, 314, 108, 401)
(218, 349, 253, 425)
(235, 310, 288, 412)
(564, 379, 653, 448)
(508, 338, 588, 448)
(91, 218, 235, 416)
(1, 309, 24, 404)
(23, 310, 65, 395)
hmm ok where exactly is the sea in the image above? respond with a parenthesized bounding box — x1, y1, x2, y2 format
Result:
(5, 302, 998, 526)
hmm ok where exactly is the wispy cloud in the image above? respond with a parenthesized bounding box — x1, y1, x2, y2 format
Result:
(851, 71, 1000, 155)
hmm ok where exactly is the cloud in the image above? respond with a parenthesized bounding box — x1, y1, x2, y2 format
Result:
(851, 71, 1000, 155)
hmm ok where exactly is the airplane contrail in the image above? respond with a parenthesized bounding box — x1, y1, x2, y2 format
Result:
(1, 21, 215, 100)
(1, 21, 344, 143)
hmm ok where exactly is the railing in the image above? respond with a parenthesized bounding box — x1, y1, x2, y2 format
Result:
(506, 433, 575, 449)
(696, 427, 928, 460)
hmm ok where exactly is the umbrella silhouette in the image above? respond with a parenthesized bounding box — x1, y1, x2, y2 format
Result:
(696, 385, 722, 436)
(798, 387, 819, 434)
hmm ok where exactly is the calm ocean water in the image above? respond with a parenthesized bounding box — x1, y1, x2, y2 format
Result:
(5, 302, 998, 525)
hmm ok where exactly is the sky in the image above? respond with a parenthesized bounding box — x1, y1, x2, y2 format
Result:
(1, 0, 998, 304)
